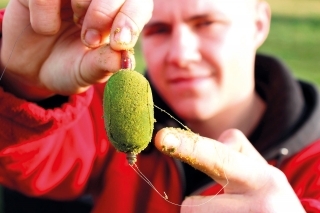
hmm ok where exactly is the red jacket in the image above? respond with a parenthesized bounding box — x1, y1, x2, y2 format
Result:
(1, 9, 320, 213)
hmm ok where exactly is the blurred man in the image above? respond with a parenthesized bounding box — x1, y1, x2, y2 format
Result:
(1, 0, 320, 212)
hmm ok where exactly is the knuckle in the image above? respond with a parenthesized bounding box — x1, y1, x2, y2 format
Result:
(90, 2, 117, 21)
(33, 21, 59, 35)
(31, 0, 59, 10)
(268, 166, 287, 184)
(32, 0, 49, 7)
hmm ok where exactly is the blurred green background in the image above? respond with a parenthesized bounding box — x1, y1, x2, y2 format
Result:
(258, 0, 320, 85)
(1, 0, 319, 84)
(0, 0, 319, 212)
(138, 0, 320, 85)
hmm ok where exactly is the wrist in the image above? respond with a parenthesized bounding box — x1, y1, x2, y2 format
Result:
(0, 19, 54, 101)
(1, 54, 53, 101)
(0, 69, 54, 101)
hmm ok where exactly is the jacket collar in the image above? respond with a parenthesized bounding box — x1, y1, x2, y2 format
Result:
(251, 55, 320, 160)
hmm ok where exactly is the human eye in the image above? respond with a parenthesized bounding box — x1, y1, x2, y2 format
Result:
(142, 23, 171, 37)
(192, 17, 228, 38)
(191, 15, 227, 31)
(194, 19, 215, 28)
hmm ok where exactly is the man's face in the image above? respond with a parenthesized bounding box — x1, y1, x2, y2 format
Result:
(142, 0, 265, 122)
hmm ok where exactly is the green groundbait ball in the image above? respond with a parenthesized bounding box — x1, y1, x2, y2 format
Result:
(103, 69, 154, 154)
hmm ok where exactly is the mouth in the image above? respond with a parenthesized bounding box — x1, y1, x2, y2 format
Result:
(168, 76, 211, 91)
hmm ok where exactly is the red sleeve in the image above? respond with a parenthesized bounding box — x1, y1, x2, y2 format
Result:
(0, 9, 3, 32)
(0, 9, 110, 200)
(0, 87, 99, 199)
(282, 140, 320, 213)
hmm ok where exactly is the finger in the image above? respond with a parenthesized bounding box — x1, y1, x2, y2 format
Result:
(110, 0, 153, 50)
(181, 187, 305, 213)
(72, 0, 91, 27)
(29, 0, 61, 35)
(78, 45, 136, 86)
(69, 45, 135, 92)
(181, 195, 253, 213)
(80, 0, 125, 48)
(218, 129, 266, 163)
(80, 0, 153, 49)
(155, 128, 271, 194)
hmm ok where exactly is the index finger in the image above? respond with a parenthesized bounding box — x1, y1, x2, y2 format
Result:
(81, 0, 153, 49)
(154, 128, 272, 194)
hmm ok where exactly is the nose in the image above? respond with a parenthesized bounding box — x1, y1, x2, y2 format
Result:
(167, 25, 201, 67)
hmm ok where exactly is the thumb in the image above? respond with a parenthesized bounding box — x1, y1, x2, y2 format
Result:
(78, 46, 136, 85)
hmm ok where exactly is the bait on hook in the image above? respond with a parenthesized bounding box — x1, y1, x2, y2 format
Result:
(102, 48, 229, 207)
(103, 49, 154, 165)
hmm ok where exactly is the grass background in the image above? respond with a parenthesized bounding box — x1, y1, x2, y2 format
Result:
(0, 0, 319, 212)
(258, 0, 320, 85)
(1, 0, 319, 84)
(135, 0, 320, 85)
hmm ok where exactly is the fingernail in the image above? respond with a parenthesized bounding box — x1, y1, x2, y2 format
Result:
(113, 27, 132, 45)
(162, 128, 181, 149)
(84, 29, 101, 47)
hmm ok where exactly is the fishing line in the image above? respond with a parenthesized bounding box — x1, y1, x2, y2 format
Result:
(0, 23, 31, 81)
(129, 105, 230, 207)
(130, 155, 229, 207)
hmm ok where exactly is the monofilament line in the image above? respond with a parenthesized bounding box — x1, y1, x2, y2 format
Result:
(130, 104, 229, 207)
(130, 163, 169, 200)
(130, 162, 229, 207)
(154, 105, 191, 131)
(0, 23, 31, 81)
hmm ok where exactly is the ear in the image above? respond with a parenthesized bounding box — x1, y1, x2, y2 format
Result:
(254, 1, 271, 49)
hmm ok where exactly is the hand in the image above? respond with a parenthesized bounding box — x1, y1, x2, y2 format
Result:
(155, 128, 306, 213)
(0, 0, 153, 100)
